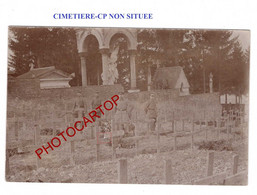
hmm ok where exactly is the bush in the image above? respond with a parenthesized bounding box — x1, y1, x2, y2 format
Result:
(197, 139, 233, 151)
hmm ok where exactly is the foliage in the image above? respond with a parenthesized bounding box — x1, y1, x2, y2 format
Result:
(114, 37, 130, 91)
(8, 27, 249, 94)
(140, 29, 249, 94)
(114, 29, 162, 91)
(8, 27, 80, 85)
(197, 140, 233, 151)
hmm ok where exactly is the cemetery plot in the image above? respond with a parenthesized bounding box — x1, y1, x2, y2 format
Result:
(6, 107, 248, 184)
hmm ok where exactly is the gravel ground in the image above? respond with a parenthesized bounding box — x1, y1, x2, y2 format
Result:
(6, 125, 248, 184)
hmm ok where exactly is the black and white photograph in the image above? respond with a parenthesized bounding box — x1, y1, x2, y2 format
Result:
(6, 27, 250, 185)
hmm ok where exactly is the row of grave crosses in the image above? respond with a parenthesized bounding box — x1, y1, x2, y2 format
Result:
(68, 92, 128, 138)
(221, 108, 244, 124)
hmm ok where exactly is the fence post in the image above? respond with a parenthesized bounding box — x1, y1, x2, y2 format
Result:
(34, 123, 36, 145)
(51, 112, 54, 135)
(226, 120, 230, 140)
(94, 125, 98, 139)
(216, 118, 220, 139)
(241, 125, 244, 140)
(200, 120, 202, 130)
(174, 136, 177, 151)
(204, 110, 206, 126)
(173, 116, 177, 151)
(14, 113, 19, 141)
(136, 139, 139, 156)
(172, 111, 175, 132)
(34, 124, 40, 145)
(22, 122, 26, 139)
(213, 110, 216, 128)
(147, 120, 150, 136)
(70, 141, 75, 165)
(118, 159, 128, 184)
(35, 124, 41, 169)
(191, 117, 194, 150)
(232, 155, 239, 175)
(90, 126, 95, 139)
(157, 122, 160, 154)
(6, 149, 10, 176)
(111, 119, 116, 159)
(205, 128, 208, 141)
(233, 129, 236, 141)
(64, 103, 67, 125)
(96, 143, 100, 162)
(164, 159, 172, 184)
(134, 120, 139, 137)
(207, 152, 214, 176)
(204, 110, 207, 140)
(164, 107, 167, 123)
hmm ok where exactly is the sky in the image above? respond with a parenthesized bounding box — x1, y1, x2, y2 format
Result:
(233, 30, 250, 50)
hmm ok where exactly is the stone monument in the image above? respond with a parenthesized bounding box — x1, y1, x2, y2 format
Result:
(101, 45, 119, 85)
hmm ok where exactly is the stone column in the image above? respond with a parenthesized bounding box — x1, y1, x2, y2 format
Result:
(129, 50, 137, 90)
(99, 48, 109, 85)
(79, 52, 87, 87)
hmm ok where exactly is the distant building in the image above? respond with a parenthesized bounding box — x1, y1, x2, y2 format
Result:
(153, 66, 190, 95)
(219, 90, 248, 122)
(220, 86, 248, 105)
(220, 94, 248, 104)
(17, 66, 73, 89)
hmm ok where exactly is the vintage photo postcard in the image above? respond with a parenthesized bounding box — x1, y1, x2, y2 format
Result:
(6, 27, 249, 184)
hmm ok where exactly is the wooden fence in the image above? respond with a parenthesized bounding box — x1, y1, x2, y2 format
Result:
(6, 108, 246, 178)
(116, 152, 247, 185)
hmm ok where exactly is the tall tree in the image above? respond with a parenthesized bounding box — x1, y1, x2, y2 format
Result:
(156, 29, 190, 67)
(243, 47, 250, 94)
(178, 30, 238, 94)
(8, 27, 80, 85)
(136, 29, 162, 91)
(115, 29, 162, 91)
(223, 42, 249, 95)
(9, 27, 248, 94)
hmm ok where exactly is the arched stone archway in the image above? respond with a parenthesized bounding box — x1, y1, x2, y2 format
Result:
(77, 33, 101, 86)
(76, 28, 104, 52)
(76, 28, 138, 90)
(104, 29, 137, 50)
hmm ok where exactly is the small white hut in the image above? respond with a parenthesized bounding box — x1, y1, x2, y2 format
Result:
(153, 66, 190, 95)
(17, 66, 73, 89)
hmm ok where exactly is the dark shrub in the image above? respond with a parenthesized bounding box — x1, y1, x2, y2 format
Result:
(197, 139, 233, 151)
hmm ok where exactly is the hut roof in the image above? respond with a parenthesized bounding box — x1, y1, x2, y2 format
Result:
(153, 66, 189, 89)
(17, 66, 71, 79)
